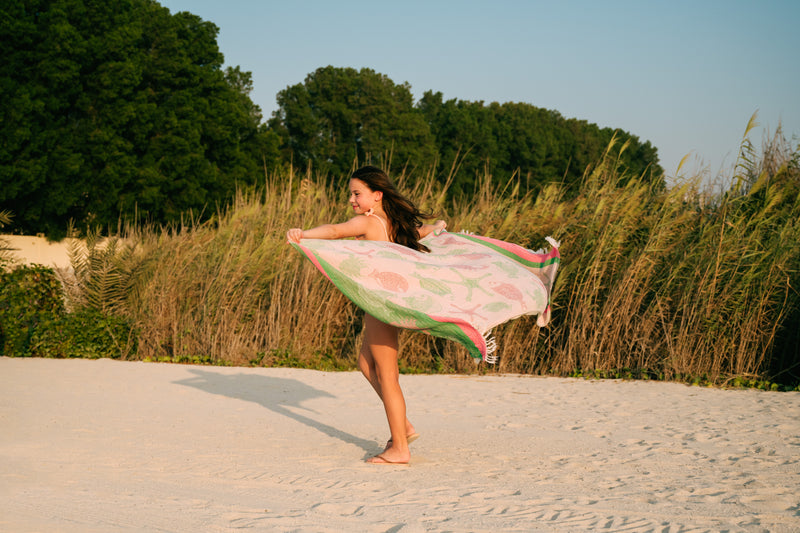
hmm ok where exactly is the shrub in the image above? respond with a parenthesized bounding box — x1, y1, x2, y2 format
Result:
(0, 265, 65, 356)
(0, 263, 135, 359)
(28, 309, 135, 359)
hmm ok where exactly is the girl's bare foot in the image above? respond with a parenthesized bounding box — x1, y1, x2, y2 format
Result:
(367, 445, 410, 464)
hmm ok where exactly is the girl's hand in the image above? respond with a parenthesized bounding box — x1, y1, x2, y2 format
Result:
(286, 228, 304, 243)
(433, 220, 447, 235)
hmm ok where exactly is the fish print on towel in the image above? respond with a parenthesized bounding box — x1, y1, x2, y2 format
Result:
(291, 232, 560, 362)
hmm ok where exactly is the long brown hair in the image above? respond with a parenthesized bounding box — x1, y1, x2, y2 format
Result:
(351, 165, 433, 253)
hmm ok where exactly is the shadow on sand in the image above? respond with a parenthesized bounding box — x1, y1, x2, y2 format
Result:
(174, 368, 378, 456)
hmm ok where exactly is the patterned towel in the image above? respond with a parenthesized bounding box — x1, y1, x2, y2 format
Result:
(290, 232, 560, 363)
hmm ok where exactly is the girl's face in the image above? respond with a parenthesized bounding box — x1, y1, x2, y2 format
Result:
(349, 178, 382, 214)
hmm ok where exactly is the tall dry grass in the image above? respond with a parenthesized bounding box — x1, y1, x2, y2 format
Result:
(540, 132, 799, 382)
(63, 123, 800, 384)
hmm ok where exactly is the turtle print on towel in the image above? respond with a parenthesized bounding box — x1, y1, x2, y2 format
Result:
(291, 231, 560, 363)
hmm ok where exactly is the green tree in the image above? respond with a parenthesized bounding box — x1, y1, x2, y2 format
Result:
(417, 92, 664, 196)
(416, 91, 498, 193)
(0, 0, 272, 237)
(269, 66, 437, 179)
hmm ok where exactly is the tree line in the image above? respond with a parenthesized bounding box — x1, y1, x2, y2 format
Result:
(1, 0, 663, 238)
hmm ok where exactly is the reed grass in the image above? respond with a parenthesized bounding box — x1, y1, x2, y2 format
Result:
(60, 125, 800, 385)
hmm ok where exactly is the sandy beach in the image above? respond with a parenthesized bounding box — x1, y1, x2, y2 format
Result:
(1, 357, 798, 532)
(2, 235, 75, 270)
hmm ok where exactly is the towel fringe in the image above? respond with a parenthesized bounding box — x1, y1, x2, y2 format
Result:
(483, 332, 498, 364)
(533, 236, 561, 254)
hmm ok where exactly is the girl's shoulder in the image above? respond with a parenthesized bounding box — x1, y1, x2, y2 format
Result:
(363, 211, 392, 242)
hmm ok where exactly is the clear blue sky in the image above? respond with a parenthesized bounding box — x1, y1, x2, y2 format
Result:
(160, 0, 798, 185)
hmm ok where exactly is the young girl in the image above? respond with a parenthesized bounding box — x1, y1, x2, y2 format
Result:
(287, 165, 446, 465)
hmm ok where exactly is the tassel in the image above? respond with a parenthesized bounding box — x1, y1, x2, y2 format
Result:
(533, 236, 561, 254)
(483, 333, 498, 364)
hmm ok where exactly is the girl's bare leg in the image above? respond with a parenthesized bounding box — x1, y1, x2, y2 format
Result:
(358, 331, 416, 443)
(360, 314, 411, 464)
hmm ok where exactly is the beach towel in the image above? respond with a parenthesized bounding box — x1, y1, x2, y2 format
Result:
(290, 232, 560, 363)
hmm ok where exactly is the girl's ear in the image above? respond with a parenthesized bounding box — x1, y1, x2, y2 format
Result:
(374, 191, 383, 202)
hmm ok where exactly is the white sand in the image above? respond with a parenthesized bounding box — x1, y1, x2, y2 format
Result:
(1, 357, 798, 532)
(2, 235, 75, 270)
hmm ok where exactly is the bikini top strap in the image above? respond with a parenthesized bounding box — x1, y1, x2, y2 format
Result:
(365, 210, 391, 242)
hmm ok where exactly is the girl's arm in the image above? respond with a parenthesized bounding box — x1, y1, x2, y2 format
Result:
(286, 216, 372, 243)
(418, 220, 447, 239)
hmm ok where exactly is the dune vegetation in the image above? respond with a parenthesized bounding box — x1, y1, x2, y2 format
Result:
(3, 118, 789, 389)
